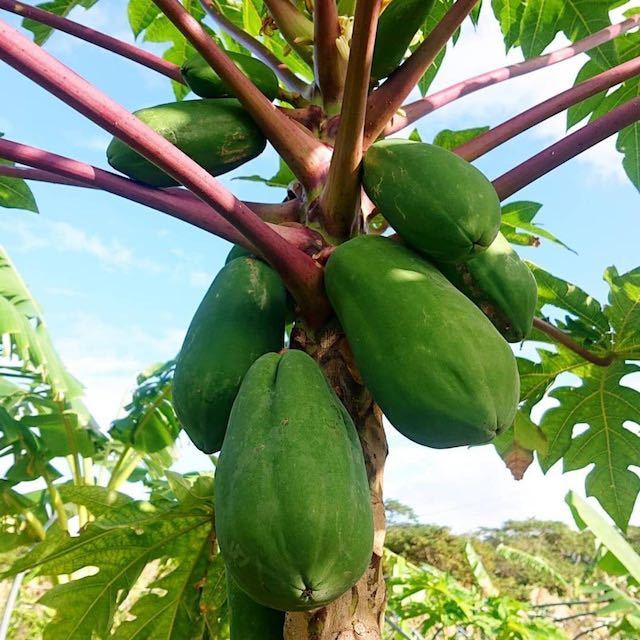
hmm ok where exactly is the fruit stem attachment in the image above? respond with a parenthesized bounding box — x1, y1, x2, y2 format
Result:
(153, 0, 331, 192)
(383, 14, 640, 137)
(313, 0, 346, 113)
(533, 318, 615, 367)
(363, 0, 480, 148)
(200, 0, 309, 95)
(0, 139, 319, 253)
(0, 0, 184, 83)
(0, 23, 328, 322)
(320, 0, 382, 239)
(493, 97, 640, 200)
(455, 56, 640, 161)
(263, 0, 315, 65)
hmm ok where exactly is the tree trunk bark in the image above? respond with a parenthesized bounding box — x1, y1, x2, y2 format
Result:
(285, 324, 388, 640)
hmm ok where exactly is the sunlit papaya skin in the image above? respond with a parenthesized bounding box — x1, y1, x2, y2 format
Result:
(363, 140, 501, 263)
(215, 350, 373, 612)
(325, 235, 520, 449)
(106, 99, 266, 187)
(436, 233, 538, 342)
(172, 256, 286, 454)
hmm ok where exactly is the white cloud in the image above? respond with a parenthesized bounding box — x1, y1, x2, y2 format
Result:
(189, 270, 213, 288)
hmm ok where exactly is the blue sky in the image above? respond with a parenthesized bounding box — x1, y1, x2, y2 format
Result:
(1, 1, 638, 531)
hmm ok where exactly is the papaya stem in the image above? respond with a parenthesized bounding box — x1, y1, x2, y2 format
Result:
(313, 0, 346, 113)
(455, 56, 640, 161)
(0, 140, 320, 253)
(363, 0, 479, 148)
(492, 97, 640, 200)
(263, 0, 315, 65)
(0, 17, 329, 322)
(0, 0, 184, 83)
(200, 0, 309, 95)
(383, 14, 640, 137)
(319, 0, 382, 239)
(153, 0, 331, 192)
(532, 318, 615, 367)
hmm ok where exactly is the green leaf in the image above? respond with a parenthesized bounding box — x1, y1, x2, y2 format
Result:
(23, 0, 98, 45)
(6, 483, 216, 639)
(527, 263, 610, 334)
(127, 0, 161, 38)
(57, 485, 133, 518)
(501, 201, 574, 252)
(519, 0, 564, 59)
(432, 126, 489, 151)
(566, 491, 640, 579)
(566, 59, 609, 129)
(513, 411, 548, 455)
(465, 542, 498, 597)
(0, 160, 38, 214)
(234, 158, 295, 190)
(492, 0, 525, 50)
(604, 266, 640, 358)
(540, 362, 640, 530)
(617, 113, 640, 194)
(110, 361, 178, 454)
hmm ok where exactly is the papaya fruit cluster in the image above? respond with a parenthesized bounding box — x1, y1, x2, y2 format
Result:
(173, 249, 373, 627)
(324, 139, 535, 449)
(106, 50, 277, 186)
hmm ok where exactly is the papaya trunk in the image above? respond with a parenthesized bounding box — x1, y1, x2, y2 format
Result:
(286, 325, 388, 639)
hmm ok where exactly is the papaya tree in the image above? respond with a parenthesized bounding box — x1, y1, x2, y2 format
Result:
(0, 0, 639, 638)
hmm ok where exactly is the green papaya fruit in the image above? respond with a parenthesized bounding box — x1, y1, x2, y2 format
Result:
(371, 0, 436, 81)
(215, 350, 373, 612)
(182, 52, 280, 101)
(224, 244, 253, 264)
(227, 572, 284, 640)
(106, 99, 266, 187)
(325, 235, 519, 449)
(173, 257, 286, 453)
(436, 233, 538, 343)
(363, 140, 501, 262)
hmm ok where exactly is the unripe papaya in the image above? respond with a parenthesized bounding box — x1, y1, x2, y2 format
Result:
(224, 244, 252, 264)
(106, 99, 266, 187)
(182, 52, 279, 101)
(325, 235, 519, 449)
(436, 233, 538, 342)
(371, 0, 436, 81)
(363, 140, 501, 262)
(172, 257, 286, 453)
(216, 350, 373, 611)
(226, 572, 284, 640)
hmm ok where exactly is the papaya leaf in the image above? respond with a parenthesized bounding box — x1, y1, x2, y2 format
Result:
(5, 477, 216, 640)
(127, 0, 161, 39)
(527, 263, 611, 336)
(559, 1, 617, 71)
(109, 360, 179, 454)
(0, 159, 38, 214)
(517, 346, 588, 409)
(432, 126, 489, 151)
(491, 0, 525, 51)
(235, 157, 295, 190)
(604, 266, 640, 358)
(566, 59, 608, 129)
(57, 485, 133, 518)
(416, 0, 454, 95)
(539, 362, 640, 530)
(519, 0, 564, 59)
(566, 491, 640, 581)
(501, 201, 574, 252)
(23, 0, 98, 45)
